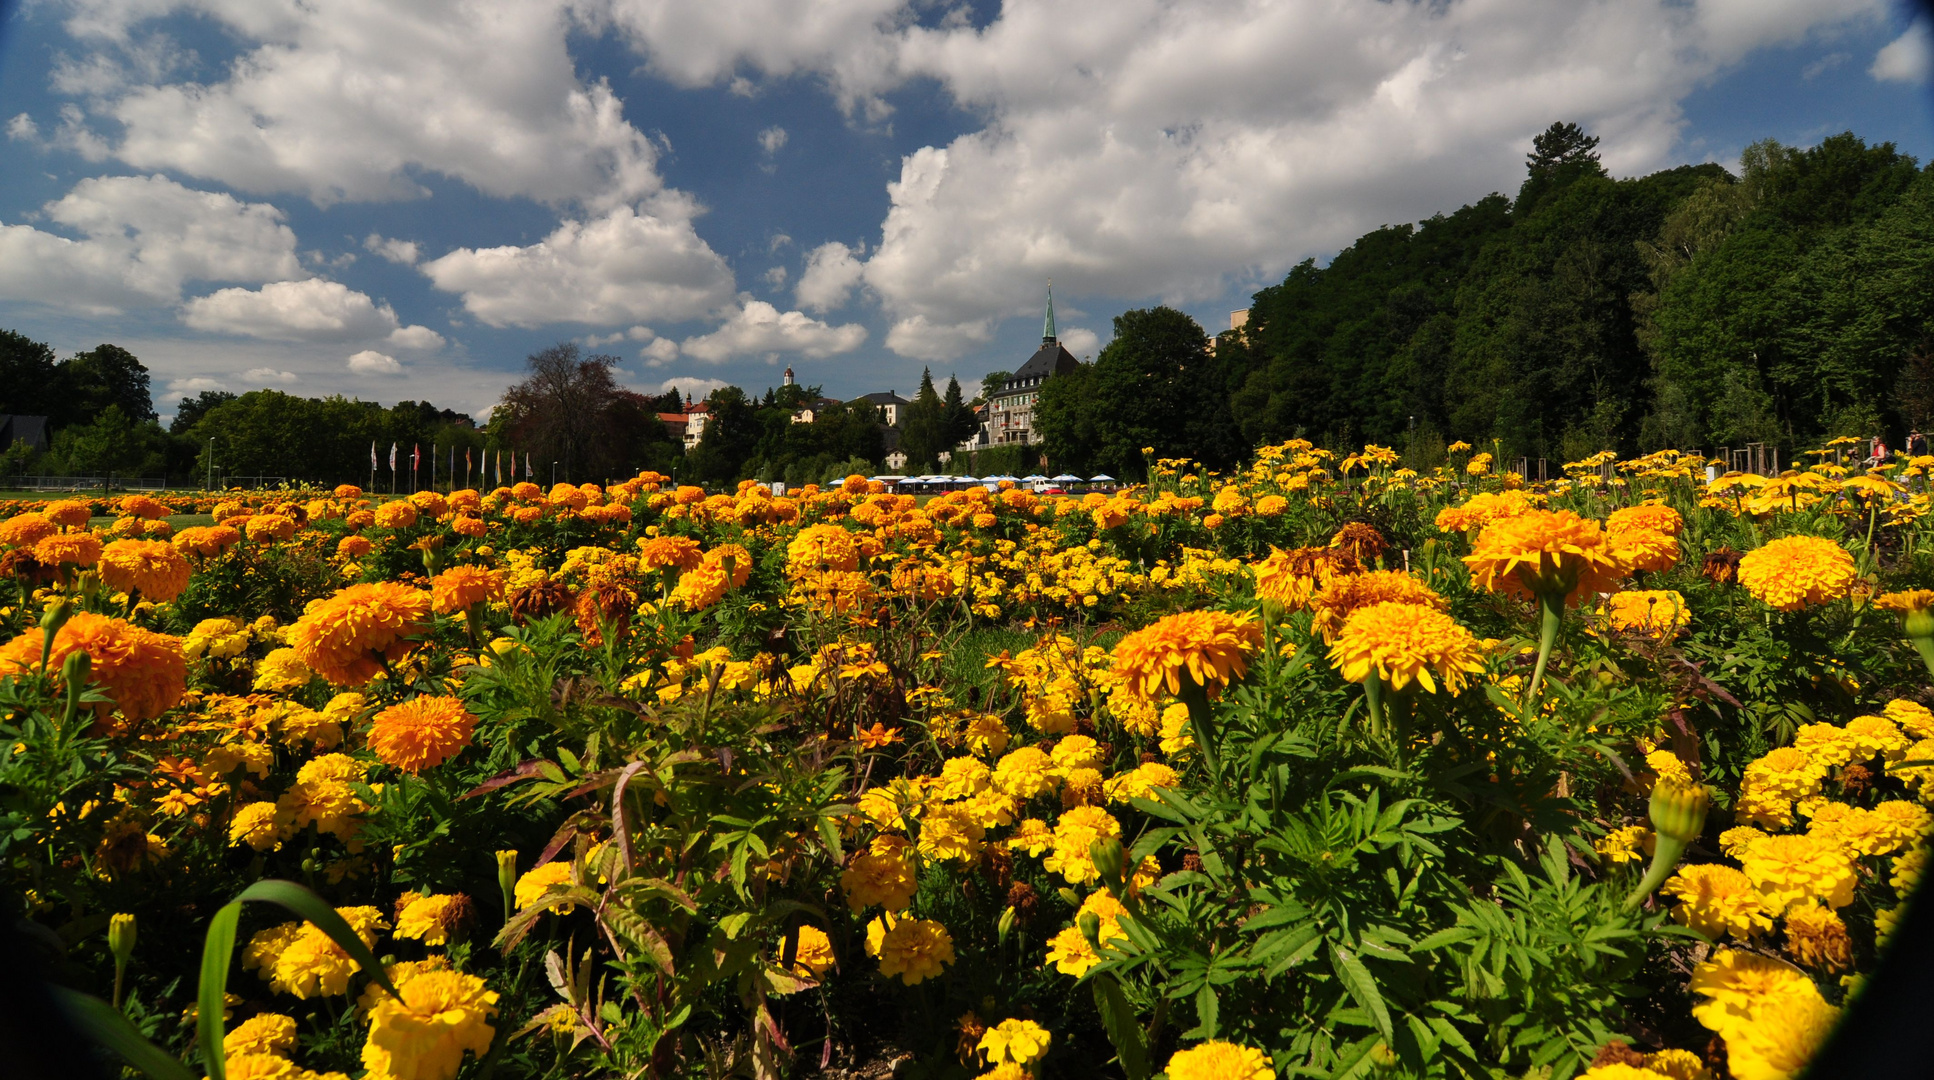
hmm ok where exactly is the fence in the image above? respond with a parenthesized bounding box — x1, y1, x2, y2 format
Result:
(2, 475, 167, 492)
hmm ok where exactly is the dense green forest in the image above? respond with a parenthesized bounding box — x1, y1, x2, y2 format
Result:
(1041, 124, 1934, 474)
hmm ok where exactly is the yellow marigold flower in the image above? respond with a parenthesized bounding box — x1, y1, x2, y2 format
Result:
(779, 924, 835, 981)
(429, 565, 503, 614)
(1158, 702, 1194, 756)
(1736, 535, 1855, 611)
(395, 893, 469, 946)
(1307, 570, 1445, 642)
(0, 611, 186, 723)
(670, 561, 731, 610)
(1639, 1049, 1711, 1080)
(262, 907, 386, 999)
(367, 696, 477, 773)
(1647, 749, 1693, 787)
(917, 805, 986, 864)
(1662, 863, 1771, 940)
(253, 648, 314, 693)
(1251, 545, 1358, 610)
(787, 523, 861, 575)
(638, 534, 703, 572)
(1892, 845, 1927, 894)
(513, 862, 573, 912)
(1104, 761, 1179, 804)
(35, 531, 103, 568)
(1043, 805, 1122, 885)
(224, 1013, 297, 1058)
(934, 756, 993, 801)
(1111, 610, 1261, 703)
(42, 498, 92, 529)
(1606, 503, 1685, 537)
(1688, 949, 1818, 1039)
(1740, 834, 1857, 913)
(1328, 601, 1484, 694)
(1720, 826, 1767, 859)
(842, 836, 917, 912)
(221, 1052, 302, 1080)
(1870, 800, 1933, 851)
(230, 801, 292, 852)
(877, 917, 954, 985)
(1164, 1040, 1275, 1080)
(361, 969, 498, 1080)
(1742, 746, 1828, 805)
(1044, 924, 1099, 976)
(1577, 1064, 1671, 1080)
(1008, 818, 1054, 858)
(1791, 722, 1856, 769)
(183, 617, 249, 662)
(1718, 985, 1837, 1080)
(1049, 734, 1104, 773)
(1604, 590, 1690, 640)
(993, 747, 1058, 799)
(287, 582, 431, 686)
(1843, 714, 1911, 762)
(1595, 824, 1649, 865)
(979, 1018, 1051, 1066)
(98, 538, 192, 601)
(1462, 509, 1626, 604)
(1882, 698, 1934, 739)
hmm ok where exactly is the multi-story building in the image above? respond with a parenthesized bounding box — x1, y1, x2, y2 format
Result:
(983, 287, 1080, 447)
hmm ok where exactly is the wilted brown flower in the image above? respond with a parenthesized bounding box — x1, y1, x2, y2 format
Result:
(1004, 881, 1039, 924)
(1702, 547, 1742, 584)
(507, 580, 575, 623)
(1331, 521, 1388, 566)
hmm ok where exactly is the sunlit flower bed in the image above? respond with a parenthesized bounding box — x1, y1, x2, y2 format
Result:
(3, 437, 1933, 1080)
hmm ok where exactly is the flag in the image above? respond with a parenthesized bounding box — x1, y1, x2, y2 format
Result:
(389, 442, 397, 470)
(370, 441, 377, 470)
(525, 453, 532, 479)
(412, 443, 420, 471)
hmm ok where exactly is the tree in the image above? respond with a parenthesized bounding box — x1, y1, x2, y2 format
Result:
(688, 387, 760, 484)
(975, 370, 1011, 405)
(1517, 121, 1605, 216)
(0, 330, 58, 417)
(897, 368, 947, 470)
(1040, 306, 1234, 477)
(941, 376, 979, 448)
(171, 390, 238, 434)
(61, 344, 154, 424)
(495, 343, 667, 481)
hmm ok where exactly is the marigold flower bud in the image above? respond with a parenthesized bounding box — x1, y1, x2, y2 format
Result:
(1089, 837, 1126, 887)
(108, 912, 136, 965)
(1648, 780, 1710, 845)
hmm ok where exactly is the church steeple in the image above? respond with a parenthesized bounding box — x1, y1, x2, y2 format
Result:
(1042, 282, 1057, 345)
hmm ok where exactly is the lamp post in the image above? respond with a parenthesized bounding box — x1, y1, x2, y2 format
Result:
(207, 437, 215, 491)
(551, 461, 558, 486)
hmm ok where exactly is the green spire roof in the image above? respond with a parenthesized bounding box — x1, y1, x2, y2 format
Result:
(1042, 283, 1056, 344)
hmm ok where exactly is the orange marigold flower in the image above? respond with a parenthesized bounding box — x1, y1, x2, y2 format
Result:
(373, 501, 418, 529)
(0, 512, 57, 549)
(1606, 502, 1685, 537)
(0, 611, 186, 723)
(98, 538, 192, 602)
(245, 514, 298, 543)
(337, 535, 373, 558)
(1328, 601, 1485, 694)
(1736, 535, 1855, 612)
(1462, 508, 1626, 605)
(429, 565, 504, 614)
(44, 499, 94, 529)
(638, 534, 703, 572)
(1112, 610, 1262, 703)
(287, 582, 432, 686)
(117, 494, 169, 519)
(1603, 590, 1691, 640)
(703, 543, 754, 587)
(173, 525, 241, 557)
(368, 695, 478, 773)
(35, 531, 102, 568)
(1308, 570, 1445, 642)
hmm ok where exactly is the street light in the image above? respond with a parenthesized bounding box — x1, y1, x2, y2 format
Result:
(551, 461, 559, 486)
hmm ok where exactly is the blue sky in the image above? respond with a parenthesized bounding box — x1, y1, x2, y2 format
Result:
(1, 0, 1930, 425)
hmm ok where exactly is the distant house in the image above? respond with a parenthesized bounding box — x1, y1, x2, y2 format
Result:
(980, 287, 1081, 448)
(0, 415, 50, 453)
(852, 391, 911, 427)
(657, 411, 688, 443)
(682, 402, 711, 451)
(790, 396, 841, 424)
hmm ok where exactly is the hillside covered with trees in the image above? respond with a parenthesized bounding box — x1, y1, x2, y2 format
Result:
(1043, 123, 1934, 475)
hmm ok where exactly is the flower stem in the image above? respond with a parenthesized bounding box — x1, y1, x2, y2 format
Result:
(1528, 590, 1564, 703)
(1912, 636, 1934, 683)
(1363, 673, 1385, 741)
(1623, 835, 1688, 910)
(1177, 678, 1220, 787)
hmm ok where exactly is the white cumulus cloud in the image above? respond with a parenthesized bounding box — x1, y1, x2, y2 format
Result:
(347, 349, 403, 375)
(1872, 21, 1932, 84)
(363, 234, 420, 265)
(421, 199, 735, 327)
(0, 174, 301, 313)
(69, 0, 664, 209)
(680, 299, 867, 362)
(182, 278, 440, 343)
(795, 241, 865, 313)
(641, 337, 680, 365)
(242, 367, 299, 383)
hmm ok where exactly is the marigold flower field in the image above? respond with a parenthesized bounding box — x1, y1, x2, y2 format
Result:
(4, 440, 1933, 1080)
